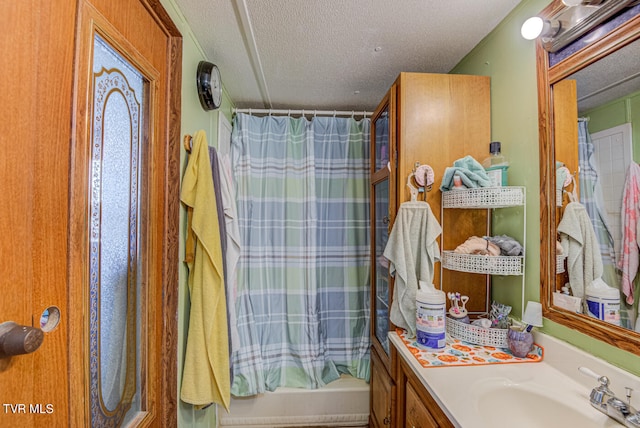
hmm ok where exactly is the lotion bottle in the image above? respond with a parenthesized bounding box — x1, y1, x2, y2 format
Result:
(482, 141, 509, 186)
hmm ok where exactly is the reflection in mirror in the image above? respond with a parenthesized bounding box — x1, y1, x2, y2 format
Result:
(554, 39, 640, 333)
(539, 1, 640, 355)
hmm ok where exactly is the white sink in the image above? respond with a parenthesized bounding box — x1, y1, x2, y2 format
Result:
(472, 377, 621, 427)
(389, 331, 640, 428)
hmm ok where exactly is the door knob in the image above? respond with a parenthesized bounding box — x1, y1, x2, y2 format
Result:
(0, 321, 44, 358)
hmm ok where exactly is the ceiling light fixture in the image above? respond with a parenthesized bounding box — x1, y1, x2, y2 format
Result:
(521, 16, 560, 40)
(562, 0, 605, 5)
(521, 0, 635, 52)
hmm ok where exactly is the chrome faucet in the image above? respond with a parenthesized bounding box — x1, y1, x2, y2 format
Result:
(579, 367, 640, 427)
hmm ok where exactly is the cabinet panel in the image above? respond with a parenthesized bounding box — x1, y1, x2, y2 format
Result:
(370, 347, 393, 428)
(395, 72, 491, 301)
(405, 381, 438, 428)
(397, 355, 455, 428)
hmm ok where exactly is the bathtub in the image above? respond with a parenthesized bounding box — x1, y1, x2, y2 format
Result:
(218, 375, 370, 427)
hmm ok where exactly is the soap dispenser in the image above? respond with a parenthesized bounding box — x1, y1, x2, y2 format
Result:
(482, 141, 509, 186)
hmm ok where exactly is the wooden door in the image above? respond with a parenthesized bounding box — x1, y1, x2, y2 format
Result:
(0, 2, 77, 426)
(0, 1, 181, 427)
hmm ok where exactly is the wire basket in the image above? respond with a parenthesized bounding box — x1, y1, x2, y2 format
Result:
(446, 316, 509, 348)
(557, 254, 566, 274)
(442, 186, 525, 209)
(442, 251, 524, 275)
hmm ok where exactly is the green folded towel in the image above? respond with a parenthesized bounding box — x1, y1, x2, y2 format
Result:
(439, 155, 492, 191)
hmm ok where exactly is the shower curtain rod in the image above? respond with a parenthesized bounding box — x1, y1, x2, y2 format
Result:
(233, 108, 373, 118)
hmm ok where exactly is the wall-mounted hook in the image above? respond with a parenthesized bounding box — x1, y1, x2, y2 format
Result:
(183, 134, 193, 152)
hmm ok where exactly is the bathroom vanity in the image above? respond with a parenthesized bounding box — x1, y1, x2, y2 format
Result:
(390, 331, 640, 427)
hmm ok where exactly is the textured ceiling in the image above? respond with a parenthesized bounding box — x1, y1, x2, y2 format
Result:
(571, 38, 640, 113)
(173, 0, 523, 112)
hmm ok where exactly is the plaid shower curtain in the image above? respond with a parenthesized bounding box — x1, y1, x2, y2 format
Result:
(578, 120, 632, 328)
(229, 113, 371, 396)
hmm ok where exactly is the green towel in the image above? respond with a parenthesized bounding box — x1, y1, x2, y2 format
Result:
(439, 155, 492, 191)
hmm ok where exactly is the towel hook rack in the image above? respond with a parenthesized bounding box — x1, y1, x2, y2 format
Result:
(410, 162, 434, 195)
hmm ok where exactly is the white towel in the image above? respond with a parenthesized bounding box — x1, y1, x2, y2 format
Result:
(217, 153, 242, 354)
(383, 201, 441, 337)
(558, 202, 603, 299)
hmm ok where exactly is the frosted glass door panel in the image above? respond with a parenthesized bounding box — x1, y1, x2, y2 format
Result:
(89, 34, 143, 427)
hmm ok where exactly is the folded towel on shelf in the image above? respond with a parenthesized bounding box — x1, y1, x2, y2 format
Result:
(440, 155, 492, 191)
(453, 236, 500, 256)
(486, 234, 523, 256)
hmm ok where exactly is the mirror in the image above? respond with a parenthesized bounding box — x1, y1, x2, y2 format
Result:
(539, 1, 640, 355)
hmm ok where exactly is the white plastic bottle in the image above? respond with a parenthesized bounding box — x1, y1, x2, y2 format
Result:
(482, 141, 509, 186)
(415, 281, 446, 352)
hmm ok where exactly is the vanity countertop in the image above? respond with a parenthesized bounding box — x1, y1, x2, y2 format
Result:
(389, 331, 640, 427)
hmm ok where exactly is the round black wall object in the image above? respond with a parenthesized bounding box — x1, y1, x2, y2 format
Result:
(196, 61, 222, 111)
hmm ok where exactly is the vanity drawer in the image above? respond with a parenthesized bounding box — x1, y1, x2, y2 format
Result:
(405, 381, 438, 428)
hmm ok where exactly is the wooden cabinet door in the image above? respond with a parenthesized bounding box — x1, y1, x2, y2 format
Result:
(405, 382, 438, 428)
(370, 347, 393, 427)
(397, 356, 455, 428)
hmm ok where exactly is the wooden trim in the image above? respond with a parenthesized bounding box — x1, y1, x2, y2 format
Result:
(159, 23, 182, 428)
(142, 1, 182, 425)
(538, 5, 640, 356)
(68, 4, 96, 425)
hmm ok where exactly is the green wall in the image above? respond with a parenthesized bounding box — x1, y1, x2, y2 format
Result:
(161, 1, 234, 426)
(453, 0, 640, 375)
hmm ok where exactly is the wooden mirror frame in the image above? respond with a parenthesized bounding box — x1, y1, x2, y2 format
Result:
(538, 0, 640, 356)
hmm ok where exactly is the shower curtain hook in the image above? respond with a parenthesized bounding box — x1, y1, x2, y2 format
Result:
(288, 109, 291, 117)
(249, 108, 252, 116)
(333, 110, 337, 117)
(314, 110, 317, 117)
(302, 109, 305, 118)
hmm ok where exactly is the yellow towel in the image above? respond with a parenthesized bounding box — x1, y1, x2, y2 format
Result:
(180, 130, 230, 411)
